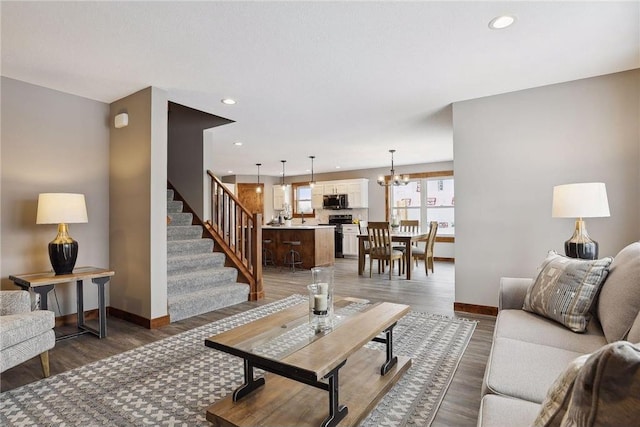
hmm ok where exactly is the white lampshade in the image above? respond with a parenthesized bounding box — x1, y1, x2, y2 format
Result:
(36, 193, 88, 224)
(552, 183, 610, 218)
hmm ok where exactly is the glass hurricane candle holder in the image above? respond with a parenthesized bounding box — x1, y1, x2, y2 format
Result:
(307, 267, 335, 333)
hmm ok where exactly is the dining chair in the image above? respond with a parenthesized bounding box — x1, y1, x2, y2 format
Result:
(358, 221, 370, 274)
(392, 220, 420, 274)
(411, 221, 438, 276)
(367, 221, 404, 279)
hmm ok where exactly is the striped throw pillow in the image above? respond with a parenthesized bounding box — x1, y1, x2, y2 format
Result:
(523, 251, 613, 332)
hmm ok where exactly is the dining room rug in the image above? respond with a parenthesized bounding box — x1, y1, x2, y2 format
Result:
(0, 295, 476, 427)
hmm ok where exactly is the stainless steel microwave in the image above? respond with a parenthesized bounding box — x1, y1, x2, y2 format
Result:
(323, 194, 348, 210)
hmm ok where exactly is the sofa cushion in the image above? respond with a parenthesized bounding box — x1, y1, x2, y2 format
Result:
(597, 241, 640, 342)
(562, 341, 640, 426)
(532, 353, 590, 427)
(523, 252, 612, 333)
(483, 337, 584, 403)
(495, 309, 607, 353)
(0, 310, 55, 349)
(477, 394, 540, 427)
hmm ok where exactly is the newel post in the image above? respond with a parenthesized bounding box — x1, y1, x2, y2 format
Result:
(250, 213, 264, 300)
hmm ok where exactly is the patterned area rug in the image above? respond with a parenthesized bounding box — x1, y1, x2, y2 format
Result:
(0, 295, 476, 427)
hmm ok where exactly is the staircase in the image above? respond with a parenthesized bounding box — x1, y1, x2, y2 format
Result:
(166, 189, 250, 322)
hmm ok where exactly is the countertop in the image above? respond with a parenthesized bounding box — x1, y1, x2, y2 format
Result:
(262, 225, 335, 230)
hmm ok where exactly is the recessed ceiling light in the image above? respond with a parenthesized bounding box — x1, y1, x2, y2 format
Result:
(489, 15, 516, 30)
(227, 170, 233, 174)
(233, 142, 243, 146)
(221, 98, 236, 105)
(335, 166, 341, 169)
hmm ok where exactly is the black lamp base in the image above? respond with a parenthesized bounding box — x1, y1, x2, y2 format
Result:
(564, 240, 598, 260)
(564, 218, 598, 260)
(48, 241, 78, 275)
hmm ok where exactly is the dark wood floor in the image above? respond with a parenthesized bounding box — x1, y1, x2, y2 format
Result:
(0, 257, 495, 427)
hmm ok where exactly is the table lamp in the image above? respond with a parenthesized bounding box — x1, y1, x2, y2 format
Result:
(36, 193, 88, 275)
(552, 182, 610, 260)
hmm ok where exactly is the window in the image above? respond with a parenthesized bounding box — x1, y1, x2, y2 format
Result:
(292, 182, 314, 216)
(388, 171, 454, 236)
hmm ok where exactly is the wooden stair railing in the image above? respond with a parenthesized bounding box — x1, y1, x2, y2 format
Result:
(205, 171, 263, 300)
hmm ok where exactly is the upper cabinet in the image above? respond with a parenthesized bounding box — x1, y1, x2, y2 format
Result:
(323, 182, 349, 195)
(311, 184, 324, 209)
(273, 185, 290, 210)
(346, 179, 368, 208)
(311, 178, 369, 209)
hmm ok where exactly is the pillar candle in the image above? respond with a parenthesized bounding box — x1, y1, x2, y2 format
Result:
(314, 294, 328, 311)
(318, 283, 328, 295)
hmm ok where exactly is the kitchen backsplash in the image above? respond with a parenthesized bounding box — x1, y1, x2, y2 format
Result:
(293, 208, 369, 225)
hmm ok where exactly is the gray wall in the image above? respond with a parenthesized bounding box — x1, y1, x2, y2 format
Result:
(109, 87, 168, 320)
(0, 77, 110, 315)
(453, 69, 640, 308)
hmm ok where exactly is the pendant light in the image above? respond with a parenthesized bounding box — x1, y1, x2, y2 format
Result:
(377, 149, 409, 187)
(281, 160, 287, 190)
(255, 163, 262, 193)
(309, 155, 316, 188)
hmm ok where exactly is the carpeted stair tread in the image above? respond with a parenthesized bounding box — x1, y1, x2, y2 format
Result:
(167, 212, 193, 226)
(167, 200, 183, 213)
(168, 238, 214, 255)
(167, 225, 203, 241)
(167, 267, 238, 296)
(167, 283, 250, 322)
(167, 252, 226, 274)
(166, 186, 248, 323)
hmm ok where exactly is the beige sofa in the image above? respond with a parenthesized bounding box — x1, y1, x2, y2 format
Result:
(478, 241, 640, 427)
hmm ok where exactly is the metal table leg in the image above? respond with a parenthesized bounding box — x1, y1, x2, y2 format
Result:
(321, 360, 348, 427)
(233, 359, 266, 401)
(372, 321, 399, 376)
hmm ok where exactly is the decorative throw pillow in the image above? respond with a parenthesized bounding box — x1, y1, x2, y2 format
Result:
(523, 251, 613, 333)
(561, 341, 640, 427)
(533, 353, 591, 427)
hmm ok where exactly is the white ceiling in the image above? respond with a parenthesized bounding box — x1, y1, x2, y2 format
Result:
(2, 1, 639, 177)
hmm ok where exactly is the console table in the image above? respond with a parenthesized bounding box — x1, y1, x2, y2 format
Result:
(9, 267, 115, 340)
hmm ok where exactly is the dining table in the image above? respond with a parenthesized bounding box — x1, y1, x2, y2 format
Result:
(357, 231, 429, 280)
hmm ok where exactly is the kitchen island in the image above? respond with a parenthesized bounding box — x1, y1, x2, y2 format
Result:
(262, 225, 335, 269)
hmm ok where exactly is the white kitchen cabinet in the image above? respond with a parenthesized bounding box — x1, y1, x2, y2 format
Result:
(273, 185, 290, 210)
(316, 179, 369, 208)
(342, 224, 360, 256)
(311, 184, 324, 209)
(346, 179, 369, 208)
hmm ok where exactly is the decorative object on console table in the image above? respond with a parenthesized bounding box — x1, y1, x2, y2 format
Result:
(552, 182, 610, 260)
(36, 193, 88, 275)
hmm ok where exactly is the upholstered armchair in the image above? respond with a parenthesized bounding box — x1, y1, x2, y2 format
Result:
(0, 290, 55, 377)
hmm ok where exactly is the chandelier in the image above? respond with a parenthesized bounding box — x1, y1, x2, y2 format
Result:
(377, 149, 409, 186)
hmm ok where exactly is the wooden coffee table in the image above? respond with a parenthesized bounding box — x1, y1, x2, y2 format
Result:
(205, 298, 411, 427)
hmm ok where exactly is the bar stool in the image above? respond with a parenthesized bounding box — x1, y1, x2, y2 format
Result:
(283, 240, 303, 272)
(262, 239, 275, 267)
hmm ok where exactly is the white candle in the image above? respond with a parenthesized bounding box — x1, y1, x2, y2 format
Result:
(314, 294, 328, 311)
(318, 283, 329, 295)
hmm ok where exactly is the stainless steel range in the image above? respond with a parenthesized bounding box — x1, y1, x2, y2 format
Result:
(320, 214, 353, 258)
